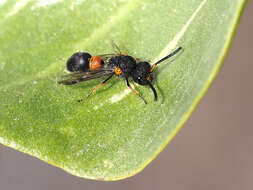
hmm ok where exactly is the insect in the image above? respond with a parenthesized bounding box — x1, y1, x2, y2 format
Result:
(58, 46, 182, 104)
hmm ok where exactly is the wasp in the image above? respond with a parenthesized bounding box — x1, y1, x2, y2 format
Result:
(58, 45, 182, 104)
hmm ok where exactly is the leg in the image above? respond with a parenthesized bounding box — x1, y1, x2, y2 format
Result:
(126, 78, 147, 104)
(78, 74, 114, 102)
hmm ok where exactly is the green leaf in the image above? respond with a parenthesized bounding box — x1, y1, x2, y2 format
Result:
(0, 0, 247, 180)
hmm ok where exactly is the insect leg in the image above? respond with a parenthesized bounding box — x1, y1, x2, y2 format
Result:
(126, 78, 147, 104)
(78, 74, 114, 102)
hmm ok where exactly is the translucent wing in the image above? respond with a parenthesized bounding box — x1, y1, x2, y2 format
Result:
(58, 69, 114, 85)
(97, 53, 118, 64)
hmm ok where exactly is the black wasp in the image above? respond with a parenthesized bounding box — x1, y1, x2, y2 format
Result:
(58, 45, 182, 104)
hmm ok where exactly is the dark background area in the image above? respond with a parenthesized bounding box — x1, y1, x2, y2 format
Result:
(0, 2, 252, 190)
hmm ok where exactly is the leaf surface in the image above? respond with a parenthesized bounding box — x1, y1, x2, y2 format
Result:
(0, 0, 247, 180)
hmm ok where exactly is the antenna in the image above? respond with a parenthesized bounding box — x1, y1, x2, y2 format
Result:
(150, 47, 182, 72)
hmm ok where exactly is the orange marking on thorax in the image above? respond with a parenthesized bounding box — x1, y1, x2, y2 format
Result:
(114, 67, 123, 75)
(90, 56, 103, 70)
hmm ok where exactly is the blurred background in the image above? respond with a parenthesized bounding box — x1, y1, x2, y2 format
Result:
(0, 2, 252, 190)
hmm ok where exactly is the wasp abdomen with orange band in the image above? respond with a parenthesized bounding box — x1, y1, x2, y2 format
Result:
(66, 52, 105, 72)
(58, 46, 182, 104)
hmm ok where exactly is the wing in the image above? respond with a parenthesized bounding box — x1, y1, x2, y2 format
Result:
(97, 53, 118, 64)
(58, 69, 114, 85)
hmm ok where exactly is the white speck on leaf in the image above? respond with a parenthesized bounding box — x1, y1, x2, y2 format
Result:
(110, 88, 131, 103)
(104, 160, 113, 168)
(93, 102, 105, 110)
(0, 62, 5, 70)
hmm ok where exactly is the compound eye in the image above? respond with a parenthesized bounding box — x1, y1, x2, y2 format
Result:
(134, 75, 147, 85)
